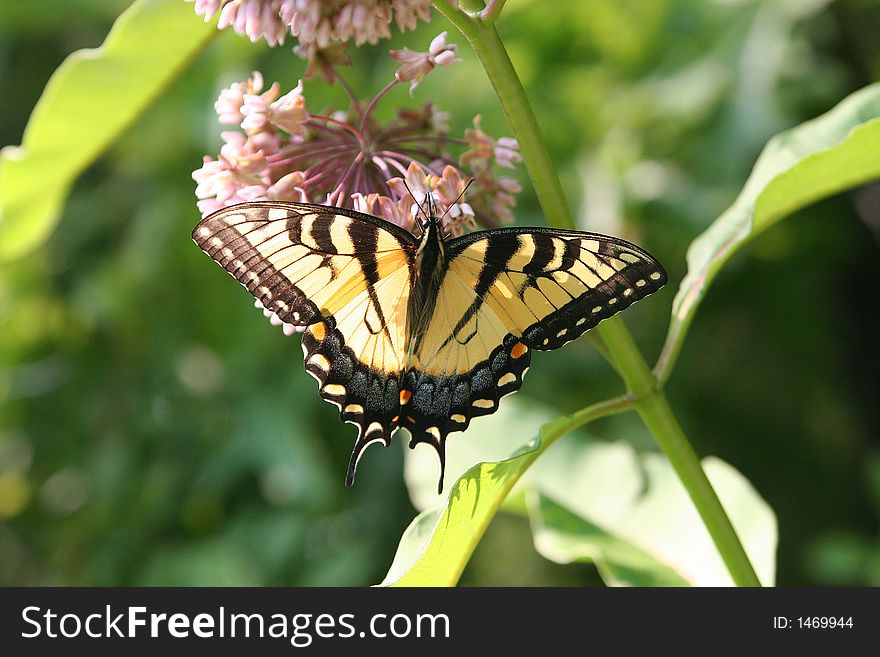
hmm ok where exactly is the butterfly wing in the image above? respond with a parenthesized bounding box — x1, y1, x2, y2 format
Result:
(193, 202, 417, 483)
(399, 227, 667, 489)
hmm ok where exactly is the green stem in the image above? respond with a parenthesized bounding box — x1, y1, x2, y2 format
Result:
(478, 0, 507, 22)
(457, 0, 508, 23)
(437, 1, 762, 587)
(542, 393, 636, 451)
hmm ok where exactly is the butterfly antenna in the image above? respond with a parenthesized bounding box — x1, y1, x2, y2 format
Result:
(438, 177, 474, 223)
(402, 180, 432, 230)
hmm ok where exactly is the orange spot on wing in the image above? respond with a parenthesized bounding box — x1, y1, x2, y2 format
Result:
(399, 389, 412, 405)
(311, 321, 327, 341)
(511, 342, 528, 359)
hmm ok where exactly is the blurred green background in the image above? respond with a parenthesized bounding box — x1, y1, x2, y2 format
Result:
(0, 0, 877, 586)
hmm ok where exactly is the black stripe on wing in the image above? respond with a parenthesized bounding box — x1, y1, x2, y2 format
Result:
(192, 201, 418, 328)
(448, 227, 667, 351)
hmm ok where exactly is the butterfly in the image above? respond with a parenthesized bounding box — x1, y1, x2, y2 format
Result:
(192, 200, 666, 493)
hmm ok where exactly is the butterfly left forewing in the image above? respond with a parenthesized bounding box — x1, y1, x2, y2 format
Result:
(193, 202, 412, 328)
(193, 202, 417, 484)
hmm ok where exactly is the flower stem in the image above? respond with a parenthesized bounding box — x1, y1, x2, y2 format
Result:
(437, 1, 762, 587)
(331, 66, 363, 116)
(359, 79, 399, 136)
(544, 393, 636, 447)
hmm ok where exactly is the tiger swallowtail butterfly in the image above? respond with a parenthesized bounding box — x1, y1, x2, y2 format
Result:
(193, 200, 666, 492)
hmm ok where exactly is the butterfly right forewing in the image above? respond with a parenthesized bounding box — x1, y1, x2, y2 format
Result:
(457, 227, 668, 351)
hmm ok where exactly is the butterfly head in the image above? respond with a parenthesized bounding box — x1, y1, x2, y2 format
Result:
(407, 178, 473, 240)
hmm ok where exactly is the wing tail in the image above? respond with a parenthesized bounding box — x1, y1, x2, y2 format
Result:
(399, 334, 532, 493)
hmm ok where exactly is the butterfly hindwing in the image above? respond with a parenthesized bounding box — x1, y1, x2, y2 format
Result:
(400, 331, 531, 491)
(193, 202, 417, 482)
(399, 227, 666, 482)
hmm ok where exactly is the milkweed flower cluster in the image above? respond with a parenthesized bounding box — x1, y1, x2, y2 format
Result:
(187, 0, 435, 48)
(193, 34, 523, 237)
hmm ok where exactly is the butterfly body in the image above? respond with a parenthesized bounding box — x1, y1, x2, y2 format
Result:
(407, 209, 447, 358)
(193, 201, 667, 492)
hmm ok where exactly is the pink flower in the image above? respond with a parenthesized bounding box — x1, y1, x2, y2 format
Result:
(243, 130, 282, 157)
(191, 0, 223, 21)
(351, 192, 415, 231)
(462, 115, 523, 170)
(240, 81, 281, 134)
(192, 129, 274, 212)
(469, 169, 522, 224)
(493, 137, 522, 169)
(334, 2, 392, 46)
(267, 171, 313, 202)
(214, 71, 265, 125)
(391, 31, 461, 93)
(385, 162, 476, 236)
(215, 0, 288, 46)
(194, 65, 522, 237)
(193, 158, 235, 202)
(268, 81, 308, 135)
(391, 0, 434, 32)
(188, 0, 434, 49)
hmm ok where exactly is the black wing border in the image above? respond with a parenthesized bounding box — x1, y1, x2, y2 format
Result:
(447, 224, 666, 275)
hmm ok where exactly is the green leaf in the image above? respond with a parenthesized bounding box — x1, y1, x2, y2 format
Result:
(530, 495, 690, 586)
(658, 83, 880, 379)
(529, 439, 777, 586)
(389, 393, 638, 586)
(379, 505, 445, 586)
(379, 437, 541, 586)
(0, 0, 216, 261)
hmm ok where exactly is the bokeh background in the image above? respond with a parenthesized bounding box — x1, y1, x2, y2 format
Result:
(0, 0, 877, 586)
